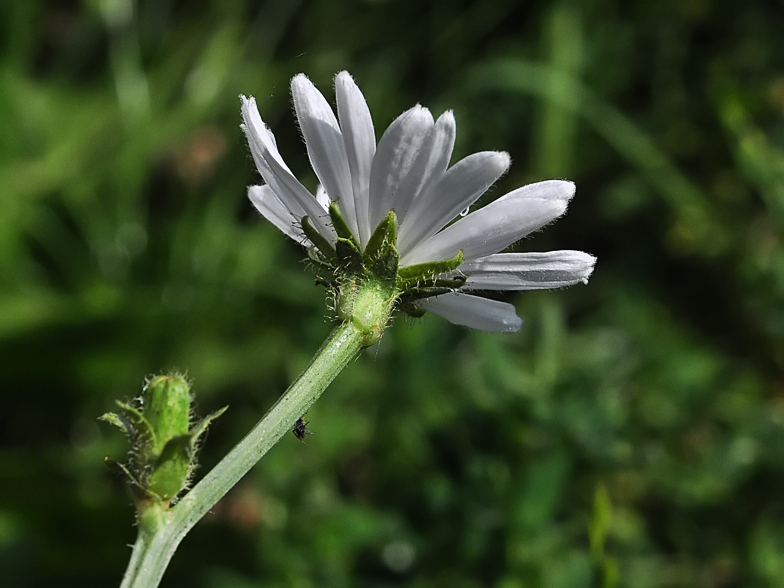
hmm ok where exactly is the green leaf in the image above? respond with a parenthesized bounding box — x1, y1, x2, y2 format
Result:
(399, 286, 458, 303)
(336, 237, 363, 272)
(115, 400, 156, 449)
(397, 250, 464, 289)
(364, 210, 398, 260)
(105, 458, 143, 488)
(98, 411, 131, 436)
(329, 201, 357, 243)
(147, 435, 192, 501)
(367, 247, 399, 285)
(190, 405, 229, 448)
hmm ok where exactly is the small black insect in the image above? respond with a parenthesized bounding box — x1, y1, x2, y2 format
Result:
(292, 417, 313, 441)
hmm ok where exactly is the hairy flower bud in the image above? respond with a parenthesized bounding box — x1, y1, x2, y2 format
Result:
(100, 373, 227, 509)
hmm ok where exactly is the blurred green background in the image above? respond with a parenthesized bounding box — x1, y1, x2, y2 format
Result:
(2, 0, 784, 586)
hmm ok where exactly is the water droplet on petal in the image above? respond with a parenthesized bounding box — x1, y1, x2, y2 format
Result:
(460, 206, 470, 217)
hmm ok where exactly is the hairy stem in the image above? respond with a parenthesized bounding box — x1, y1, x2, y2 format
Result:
(120, 321, 366, 588)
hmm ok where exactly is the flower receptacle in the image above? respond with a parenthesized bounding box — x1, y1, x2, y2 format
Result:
(337, 278, 397, 346)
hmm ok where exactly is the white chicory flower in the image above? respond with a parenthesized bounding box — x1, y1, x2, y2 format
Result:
(241, 71, 595, 333)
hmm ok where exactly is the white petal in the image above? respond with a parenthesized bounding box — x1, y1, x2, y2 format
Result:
(335, 71, 376, 245)
(368, 105, 434, 238)
(401, 180, 575, 266)
(315, 184, 330, 210)
(248, 185, 308, 243)
(241, 95, 335, 243)
(239, 95, 292, 173)
(291, 75, 358, 237)
(461, 251, 596, 290)
(397, 151, 510, 256)
(418, 292, 523, 332)
(394, 110, 456, 228)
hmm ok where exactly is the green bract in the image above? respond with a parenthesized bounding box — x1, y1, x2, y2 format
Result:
(303, 203, 467, 342)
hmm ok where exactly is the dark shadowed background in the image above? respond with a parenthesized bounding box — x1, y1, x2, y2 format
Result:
(2, 0, 784, 586)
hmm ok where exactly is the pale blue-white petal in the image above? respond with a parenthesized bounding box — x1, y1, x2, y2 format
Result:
(367, 105, 434, 238)
(418, 292, 523, 332)
(315, 184, 330, 209)
(335, 71, 376, 245)
(461, 251, 596, 290)
(241, 95, 335, 242)
(401, 180, 575, 266)
(397, 151, 510, 256)
(240, 95, 292, 173)
(394, 110, 456, 228)
(291, 75, 358, 237)
(248, 185, 308, 244)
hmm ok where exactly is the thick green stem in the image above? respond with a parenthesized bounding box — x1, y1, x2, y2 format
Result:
(120, 320, 366, 588)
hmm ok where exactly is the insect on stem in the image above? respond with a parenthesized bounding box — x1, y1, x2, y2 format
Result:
(292, 417, 313, 442)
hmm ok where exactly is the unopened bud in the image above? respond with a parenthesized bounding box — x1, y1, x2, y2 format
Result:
(100, 373, 227, 509)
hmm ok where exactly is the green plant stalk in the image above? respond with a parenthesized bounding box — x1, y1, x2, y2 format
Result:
(120, 320, 367, 588)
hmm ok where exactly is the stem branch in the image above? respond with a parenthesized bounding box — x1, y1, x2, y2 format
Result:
(120, 321, 366, 588)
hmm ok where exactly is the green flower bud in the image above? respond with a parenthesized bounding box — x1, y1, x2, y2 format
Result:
(100, 373, 227, 509)
(142, 375, 192, 501)
(145, 375, 191, 453)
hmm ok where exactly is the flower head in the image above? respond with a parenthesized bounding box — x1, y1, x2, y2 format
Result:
(241, 71, 595, 333)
